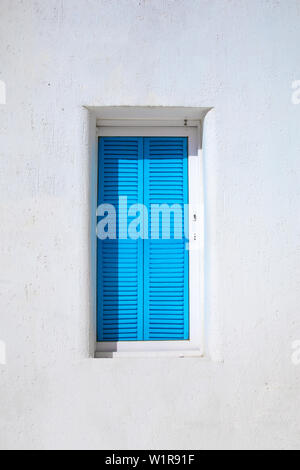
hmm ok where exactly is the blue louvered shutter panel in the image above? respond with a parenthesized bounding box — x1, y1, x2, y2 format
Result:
(97, 137, 144, 341)
(98, 136, 189, 342)
(143, 137, 189, 340)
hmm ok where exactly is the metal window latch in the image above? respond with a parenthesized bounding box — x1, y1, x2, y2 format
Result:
(194, 233, 197, 241)
(193, 213, 197, 222)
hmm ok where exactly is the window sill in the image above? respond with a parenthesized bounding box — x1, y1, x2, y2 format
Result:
(94, 349, 204, 359)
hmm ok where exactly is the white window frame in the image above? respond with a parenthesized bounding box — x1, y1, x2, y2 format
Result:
(95, 121, 204, 358)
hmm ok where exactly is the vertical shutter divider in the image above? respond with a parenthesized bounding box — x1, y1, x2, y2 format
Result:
(137, 137, 144, 340)
(97, 138, 105, 341)
(143, 138, 150, 340)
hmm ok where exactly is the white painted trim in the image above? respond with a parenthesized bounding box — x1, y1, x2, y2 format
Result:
(97, 119, 199, 128)
(95, 350, 204, 359)
(96, 124, 205, 358)
(87, 106, 211, 121)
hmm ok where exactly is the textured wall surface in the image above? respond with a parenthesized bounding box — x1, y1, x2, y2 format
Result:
(0, 0, 300, 450)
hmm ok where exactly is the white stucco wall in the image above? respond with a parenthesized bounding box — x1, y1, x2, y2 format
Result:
(1, 0, 300, 450)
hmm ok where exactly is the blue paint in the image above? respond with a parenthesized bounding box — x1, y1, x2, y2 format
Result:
(97, 137, 143, 341)
(143, 137, 189, 341)
(97, 136, 189, 342)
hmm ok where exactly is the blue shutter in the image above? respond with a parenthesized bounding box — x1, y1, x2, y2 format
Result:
(98, 136, 189, 342)
(144, 137, 189, 340)
(97, 137, 144, 341)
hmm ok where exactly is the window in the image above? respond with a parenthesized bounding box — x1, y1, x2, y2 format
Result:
(98, 136, 189, 342)
(95, 123, 204, 358)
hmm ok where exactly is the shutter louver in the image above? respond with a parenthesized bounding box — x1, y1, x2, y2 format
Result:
(98, 136, 189, 342)
(144, 137, 189, 341)
(97, 137, 144, 341)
